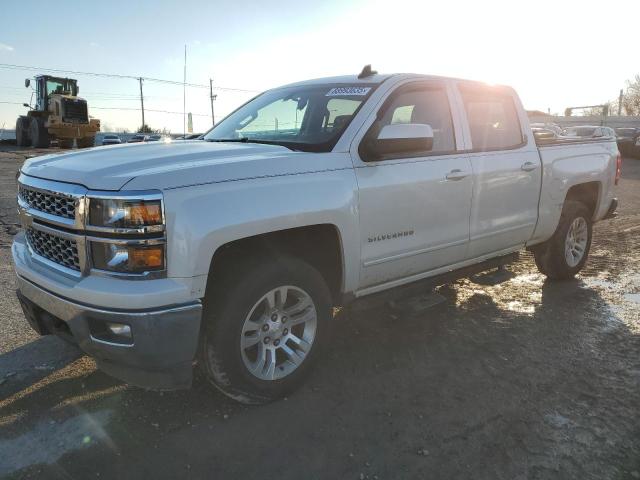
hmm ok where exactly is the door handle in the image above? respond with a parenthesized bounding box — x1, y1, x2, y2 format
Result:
(521, 161, 538, 172)
(445, 169, 468, 181)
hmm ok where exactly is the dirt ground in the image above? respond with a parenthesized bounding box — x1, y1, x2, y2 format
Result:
(0, 145, 638, 480)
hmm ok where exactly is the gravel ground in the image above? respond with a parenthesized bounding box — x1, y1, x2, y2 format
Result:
(0, 146, 638, 480)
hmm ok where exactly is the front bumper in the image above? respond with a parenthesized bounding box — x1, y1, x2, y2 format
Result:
(15, 273, 202, 390)
(47, 119, 100, 139)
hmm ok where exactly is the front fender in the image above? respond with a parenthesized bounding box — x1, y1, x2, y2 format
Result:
(163, 168, 361, 295)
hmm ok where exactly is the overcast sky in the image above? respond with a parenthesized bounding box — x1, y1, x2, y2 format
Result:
(1, 0, 638, 133)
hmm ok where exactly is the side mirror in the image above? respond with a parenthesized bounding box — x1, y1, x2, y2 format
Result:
(23, 103, 30, 109)
(367, 123, 434, 158)
(24, 79, 30, 88)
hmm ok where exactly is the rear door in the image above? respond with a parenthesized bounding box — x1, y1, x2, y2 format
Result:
(455, 83, 541, 258)
(351, 80, 473, 290)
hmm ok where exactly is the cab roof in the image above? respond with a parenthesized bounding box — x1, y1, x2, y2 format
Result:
(275, 72, 512, 91)
(275, 74, 394, 90)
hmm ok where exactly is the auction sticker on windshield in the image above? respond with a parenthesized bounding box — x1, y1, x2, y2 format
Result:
(326, 87, 372, 96)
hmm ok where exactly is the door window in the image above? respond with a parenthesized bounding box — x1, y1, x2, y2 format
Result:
(460, 87, 523, 150)
(376, 85, 456, 154)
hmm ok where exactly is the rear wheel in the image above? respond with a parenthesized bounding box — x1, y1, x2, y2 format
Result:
(29, 117, 50, 148)
(58, 139, 74, 149)
(76, 136, 95, 148)
(199, 255, 331, 404)
(15, 117, 31, 147)
(533, 200, 592, 280)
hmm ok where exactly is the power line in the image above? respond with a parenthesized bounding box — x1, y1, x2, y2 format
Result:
(0, 100, 210, 117)
(91, 106, 211, 116)
(0, 63, 260, 93)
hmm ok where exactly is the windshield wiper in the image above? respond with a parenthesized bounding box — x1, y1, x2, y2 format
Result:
(207, 137, 250, 142)
(207, 137, 300, 151)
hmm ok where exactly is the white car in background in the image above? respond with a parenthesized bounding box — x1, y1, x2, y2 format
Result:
(101, 134, 122, 146)
(530, 122, 564, 136)
(565, 126, 614, 138)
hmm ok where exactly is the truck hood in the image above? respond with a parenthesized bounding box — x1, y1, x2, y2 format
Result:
(21, 141, 349, 191)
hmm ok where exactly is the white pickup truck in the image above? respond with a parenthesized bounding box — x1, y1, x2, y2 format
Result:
(13, 69, 620, 404)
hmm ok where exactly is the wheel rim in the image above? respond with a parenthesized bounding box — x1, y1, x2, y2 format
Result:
(564, 217, 588, 267)
(240, 285, 317, 381)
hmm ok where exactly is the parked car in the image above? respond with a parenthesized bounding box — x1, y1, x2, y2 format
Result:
(564, 125, 614, 138)
(531, 127, 557, 142)
(176, 133, 203, 140)
(101, 134, 122, 146)
(145, 134, 172, 143)
(128, 134, 147, 143)
(13, 70, 620, 404)
(614, 127, 639, 157)
(530, 122, 564, 136)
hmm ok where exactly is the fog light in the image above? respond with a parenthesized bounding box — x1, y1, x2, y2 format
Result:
(89, 319, 133, 345)
(106, 322, 132, 338)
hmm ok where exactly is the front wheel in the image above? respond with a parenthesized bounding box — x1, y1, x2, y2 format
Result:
(199, 255, 331, 404)
(76, 136, 95, 148)
(58, 138, 74, 149)
(533, 200, 592, 280)
(29, 117, 50, 148)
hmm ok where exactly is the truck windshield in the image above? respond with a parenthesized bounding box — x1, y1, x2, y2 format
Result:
(204, 84, 377, 152)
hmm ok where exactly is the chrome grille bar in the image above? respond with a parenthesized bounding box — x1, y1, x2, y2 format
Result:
(25, 227, 81, 271)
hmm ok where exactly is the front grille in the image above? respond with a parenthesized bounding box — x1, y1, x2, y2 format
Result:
(25, 227, 80, 271)
(18, 184, 76, 220)
(62, 98, 88, 123)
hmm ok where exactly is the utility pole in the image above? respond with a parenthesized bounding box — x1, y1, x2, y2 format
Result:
(209, 78, 217, 126)
(618, 89, 623, 116)
(138, 77, 145, 131)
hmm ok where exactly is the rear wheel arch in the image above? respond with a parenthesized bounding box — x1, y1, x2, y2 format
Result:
(563, 181, 601, 219)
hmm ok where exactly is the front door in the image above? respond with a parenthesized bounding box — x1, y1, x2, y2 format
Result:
(352, 81, 473, 290)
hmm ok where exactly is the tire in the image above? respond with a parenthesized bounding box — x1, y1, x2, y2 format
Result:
(76, 136, 95, 148)
(58, 139, 74, 149)
(29, 117, 50, 148)
(533, 200, 592, 280)
(16, 117, 31, 147)
(199, 255, 332, 404)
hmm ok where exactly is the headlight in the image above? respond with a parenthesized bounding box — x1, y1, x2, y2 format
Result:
(91, 241, 165, 273)
(88, 197, 163, 231)
(87, 193, 166, 276)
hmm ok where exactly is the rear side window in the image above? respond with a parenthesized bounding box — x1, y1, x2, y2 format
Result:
(460, 87, 523, 150)
(378, 85, 456, 153)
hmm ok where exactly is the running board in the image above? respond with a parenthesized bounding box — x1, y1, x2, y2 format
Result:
(347, 252, 519, 312)
(469, 265, 515, 286)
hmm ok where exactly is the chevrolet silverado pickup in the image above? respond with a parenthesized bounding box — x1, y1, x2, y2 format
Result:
(13, 69, 620, 404)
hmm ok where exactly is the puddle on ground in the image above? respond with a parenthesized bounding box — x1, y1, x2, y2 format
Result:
(583, 277, 616, 290)
(623, 293, 640, 304)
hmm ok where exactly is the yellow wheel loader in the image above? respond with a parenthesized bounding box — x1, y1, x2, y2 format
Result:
(16, 76, 100, 148)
